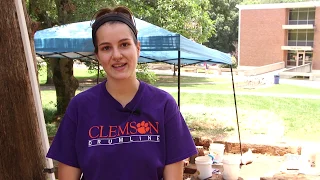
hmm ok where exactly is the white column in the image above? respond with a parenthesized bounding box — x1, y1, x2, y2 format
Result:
(238, 9, 241, 67)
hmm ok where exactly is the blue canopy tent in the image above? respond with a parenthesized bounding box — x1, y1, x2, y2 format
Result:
(34, 18, 232, 106)
(34, 18, 231, 65)
(34, 19, 243, 156)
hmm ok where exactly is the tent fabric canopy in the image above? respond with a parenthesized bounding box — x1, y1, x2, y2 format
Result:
(34, 18, 231, 65)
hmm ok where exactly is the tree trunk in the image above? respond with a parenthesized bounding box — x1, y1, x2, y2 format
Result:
(0, 1, 46, 180)
(49, 58, 79, 121)
(49, 0, 78, 121)
(46, 60, 54, 84)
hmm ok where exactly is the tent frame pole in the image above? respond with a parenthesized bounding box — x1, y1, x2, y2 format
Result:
(230, 65, 242, 157)
(178, 51, 181, 108)
(97, 61, 100, 84)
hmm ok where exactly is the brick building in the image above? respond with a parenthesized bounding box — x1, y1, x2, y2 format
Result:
(237, 2, 320, 73)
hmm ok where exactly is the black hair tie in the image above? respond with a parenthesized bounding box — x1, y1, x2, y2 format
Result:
(92, 14, 137, 47)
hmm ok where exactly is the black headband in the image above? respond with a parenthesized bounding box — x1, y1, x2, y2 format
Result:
(92, 14, 137, 47)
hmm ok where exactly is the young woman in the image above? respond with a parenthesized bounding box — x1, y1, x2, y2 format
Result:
(47, 6, 197, 180)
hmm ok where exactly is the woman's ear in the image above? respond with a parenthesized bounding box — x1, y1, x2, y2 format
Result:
(136, 41, 141, 56)
(95, 53, 100, 62)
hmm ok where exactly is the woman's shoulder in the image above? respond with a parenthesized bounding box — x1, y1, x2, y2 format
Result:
(140, 81, 177, 109)
(141, 81, 173, 99)
(64, 82, 105, 117)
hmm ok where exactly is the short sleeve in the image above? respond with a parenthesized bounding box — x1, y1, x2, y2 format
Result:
(164, 96, 197, 165)
(46, 99, 79, 168)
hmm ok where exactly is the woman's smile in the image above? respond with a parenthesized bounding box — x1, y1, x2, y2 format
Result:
(112, 63, 127, 70)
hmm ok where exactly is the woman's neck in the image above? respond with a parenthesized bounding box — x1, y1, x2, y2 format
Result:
(105, 77, 140, 107)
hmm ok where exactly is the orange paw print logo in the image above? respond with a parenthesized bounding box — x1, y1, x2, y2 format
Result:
(137, 121, 150, 134)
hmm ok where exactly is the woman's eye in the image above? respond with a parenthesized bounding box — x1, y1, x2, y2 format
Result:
(121, 43, 129, 47)
(103, 46, 110, 51)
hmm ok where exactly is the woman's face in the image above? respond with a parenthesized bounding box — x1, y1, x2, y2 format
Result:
(95, 23, 140, 81)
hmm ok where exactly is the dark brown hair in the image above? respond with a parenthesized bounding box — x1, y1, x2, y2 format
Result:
(92, 6, 138, 53)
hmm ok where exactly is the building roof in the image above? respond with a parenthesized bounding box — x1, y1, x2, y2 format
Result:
(236, 1, 320, 10)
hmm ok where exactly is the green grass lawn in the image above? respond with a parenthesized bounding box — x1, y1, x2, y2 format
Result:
(39, 67, 320, 95)
(250, 84, 320, 95)
(155, 75, 228, 84)
(156, 83, 320, 95)
(41, 89, 320, 141)
(40, 66, 320, 141)
(38, 66, 102, 85)
(155, 75, 320, 95)
(170, 93, 320, 141)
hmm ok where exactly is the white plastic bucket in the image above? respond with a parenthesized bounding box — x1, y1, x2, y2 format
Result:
(195, 156, 213, 180)
(209, 143, 225, 163)
(300, 144, 320, 175)
(222, 156, 240, 180)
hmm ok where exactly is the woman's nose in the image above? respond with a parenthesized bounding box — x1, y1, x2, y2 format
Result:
(112, 48, 122, 60)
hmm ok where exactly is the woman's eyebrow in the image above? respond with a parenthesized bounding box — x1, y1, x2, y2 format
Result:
(98, 42, 110, 46)
(98, 38, 131, 46)
(119, 38, 131, 42)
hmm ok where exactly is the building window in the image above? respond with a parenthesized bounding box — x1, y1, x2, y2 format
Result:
(286, 51, 313, 66)
(287, 51, 297, 66)
(288, 29, 314, 46)
(305, 51, 313, 63)
(289, 8, 315, 25)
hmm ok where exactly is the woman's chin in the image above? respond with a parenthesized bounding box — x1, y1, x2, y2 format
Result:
(108, 74, 133, 81)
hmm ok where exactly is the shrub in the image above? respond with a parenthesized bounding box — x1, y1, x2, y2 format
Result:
(46, 123, 58, 137)
(43, 101, 57, 124)
(219, 56, 238, 69)
(136, 63, 158, 84)
(84, 60, 106, 77)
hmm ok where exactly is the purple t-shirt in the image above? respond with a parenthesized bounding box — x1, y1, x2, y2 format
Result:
(47, 80, 197, 180)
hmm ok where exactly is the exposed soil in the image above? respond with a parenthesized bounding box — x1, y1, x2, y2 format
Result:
(184, 153, 320, 180)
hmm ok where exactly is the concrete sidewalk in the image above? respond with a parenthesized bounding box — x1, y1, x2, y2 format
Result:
(152, 69, 320, 89)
